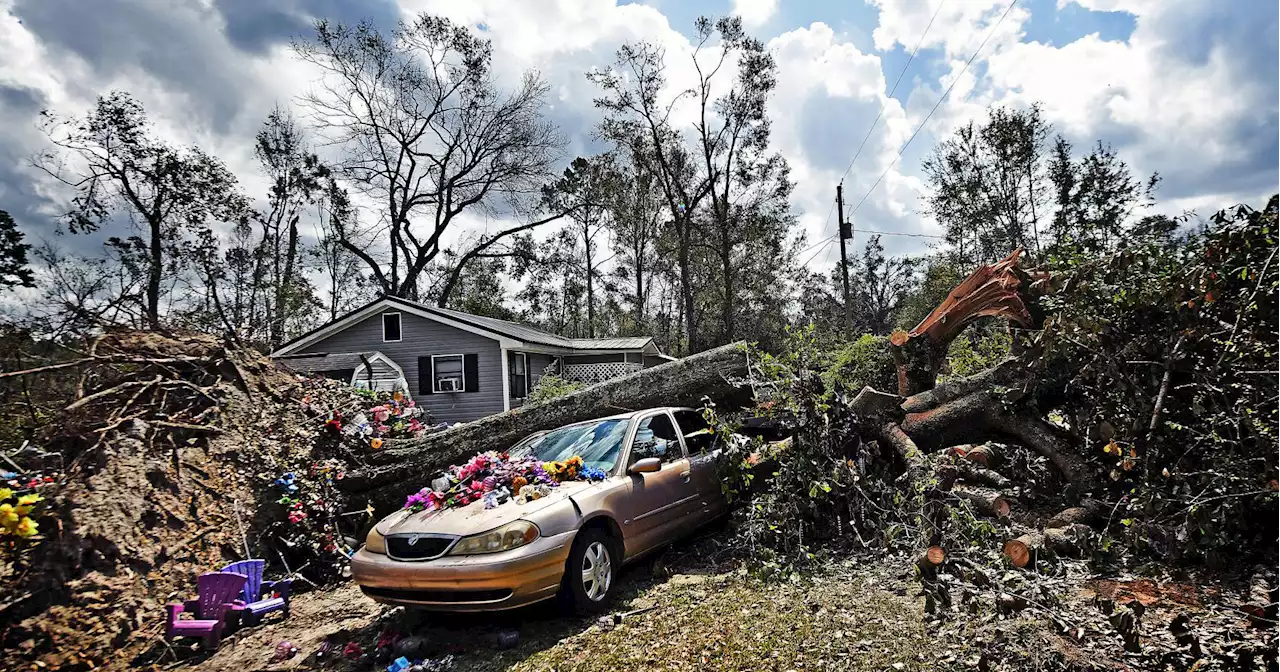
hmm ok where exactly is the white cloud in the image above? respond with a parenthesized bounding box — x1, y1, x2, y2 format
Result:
(731, 0, 779, 29)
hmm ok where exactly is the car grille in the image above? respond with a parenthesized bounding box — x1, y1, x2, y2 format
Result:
(385, 534, 456, 561)
(361, 586, 513, 604)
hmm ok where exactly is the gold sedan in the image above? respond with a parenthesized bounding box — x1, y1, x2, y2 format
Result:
(351, 407, 728, 613)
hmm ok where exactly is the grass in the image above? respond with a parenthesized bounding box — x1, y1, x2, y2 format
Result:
(511, 566, 945, 671)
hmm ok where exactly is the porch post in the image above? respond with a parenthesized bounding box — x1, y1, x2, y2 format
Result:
(501, 347, 511, 412)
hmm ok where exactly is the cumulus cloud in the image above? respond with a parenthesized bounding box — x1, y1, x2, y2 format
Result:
(0, 0, 1272, 276)
(731, 0, 779, 29)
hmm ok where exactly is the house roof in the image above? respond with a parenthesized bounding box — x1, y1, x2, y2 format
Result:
(275, 351, 385, 375)
(271, 295, 662, 357)
(429, 305, 655, 351)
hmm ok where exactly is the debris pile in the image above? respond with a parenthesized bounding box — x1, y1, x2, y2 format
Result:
(0, 329, 443, 671)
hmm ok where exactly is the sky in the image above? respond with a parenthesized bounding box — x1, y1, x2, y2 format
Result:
(0, 0, 1276, 271)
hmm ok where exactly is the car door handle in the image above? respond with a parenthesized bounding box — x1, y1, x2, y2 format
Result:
(680, 470, 691, 482)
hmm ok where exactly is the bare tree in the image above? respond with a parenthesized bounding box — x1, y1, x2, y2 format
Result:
(310, 183, 372, 321)
(606, 145, 667, 334)
(590, 42, 716, 351)
(252, 108, 329, 347)
(36, 91, 247, 329)
(690, 16, 793, 344)
(292, 14, 565, 301)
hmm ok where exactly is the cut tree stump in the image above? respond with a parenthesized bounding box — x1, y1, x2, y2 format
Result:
(1042, 523, 1094, 557)
(340, 342, 753, 508)
(963, 444, 1000, 469)
(1241, 571, 1279, 628)
(1002, 533, 1048, 568)
(916, 546, 947, 577)
(953, 462, 1011, 489)
(953, 484, 1011, 518)
(1046, 499, 1111, 529)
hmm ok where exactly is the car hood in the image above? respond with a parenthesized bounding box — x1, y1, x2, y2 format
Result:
(375, 480, 597, 537)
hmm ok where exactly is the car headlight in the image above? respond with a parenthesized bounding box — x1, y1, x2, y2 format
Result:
(448, 520, 540, 556)
(365, 526, 386, 554)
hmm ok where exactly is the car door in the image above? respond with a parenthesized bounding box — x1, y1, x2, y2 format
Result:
(616, 411, 699, 559)
(672, 409, 728, 524)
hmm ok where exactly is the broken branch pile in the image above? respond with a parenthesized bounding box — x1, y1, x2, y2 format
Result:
(0, 330, 402, 671)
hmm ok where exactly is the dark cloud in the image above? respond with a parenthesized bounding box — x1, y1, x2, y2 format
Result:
(0, 83, 47, 115)
(212, 0, 400, 55)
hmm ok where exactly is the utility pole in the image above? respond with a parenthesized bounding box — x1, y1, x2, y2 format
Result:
(836, 184, 853, 335)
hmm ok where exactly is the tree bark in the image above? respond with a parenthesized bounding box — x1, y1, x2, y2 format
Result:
(952, 484, 1011, 518)
(1046, 499, 1110, 528)
(1002, 533, 1045, 568)
(1042, 523, 1094, 557)
(339, 342, 753, 508)
(147, 217, 163, 329)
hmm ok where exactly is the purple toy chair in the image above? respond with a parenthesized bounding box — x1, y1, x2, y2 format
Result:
(219, 559, 292, 625)
(164, 571, 247, 649)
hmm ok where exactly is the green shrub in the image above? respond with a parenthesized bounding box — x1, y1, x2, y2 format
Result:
(944, 328, 1012, 379)
(821, 334, 897, 393)
(527, 374, 585, 404)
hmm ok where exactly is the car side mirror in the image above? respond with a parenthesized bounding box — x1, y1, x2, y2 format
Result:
(628, 457, 661, 475)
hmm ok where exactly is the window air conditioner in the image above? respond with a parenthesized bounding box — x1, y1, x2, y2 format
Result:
(437, 377, 461, 392)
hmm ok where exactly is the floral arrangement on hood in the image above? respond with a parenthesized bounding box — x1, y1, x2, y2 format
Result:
(403, 451, 608, 513)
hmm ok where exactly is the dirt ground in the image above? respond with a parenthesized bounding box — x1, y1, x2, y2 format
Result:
(151, 528, 1275, 672)
(167, 546, 945, 672)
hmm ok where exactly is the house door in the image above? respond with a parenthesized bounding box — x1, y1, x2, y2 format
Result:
(509, 352, 529, 401)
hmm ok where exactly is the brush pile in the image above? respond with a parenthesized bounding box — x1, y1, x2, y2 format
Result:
(0, 330, 429, 671)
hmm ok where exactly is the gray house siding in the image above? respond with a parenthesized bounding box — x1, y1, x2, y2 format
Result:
(527, 353, 556, 386)
(300, 312, 504, 424)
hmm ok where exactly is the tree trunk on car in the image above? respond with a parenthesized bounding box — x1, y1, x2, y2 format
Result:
(339, 342, 754, 510)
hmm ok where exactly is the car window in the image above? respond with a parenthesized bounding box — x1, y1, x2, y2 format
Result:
(673, 410, 715, 455)
(630, 413, 683, 464)
(512, 420, 628, 472)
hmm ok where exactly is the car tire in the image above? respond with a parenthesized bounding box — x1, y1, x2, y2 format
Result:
(560, 528, 619, 615)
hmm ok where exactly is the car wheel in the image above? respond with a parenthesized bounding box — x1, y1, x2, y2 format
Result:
(561, 528, 618, 614)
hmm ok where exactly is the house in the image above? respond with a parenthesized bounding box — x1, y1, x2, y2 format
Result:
(270, 295, 671, 424)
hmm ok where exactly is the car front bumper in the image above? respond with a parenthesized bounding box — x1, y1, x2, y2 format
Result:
(350, 530, 575, 611)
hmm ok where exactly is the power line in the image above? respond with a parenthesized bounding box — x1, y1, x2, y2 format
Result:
(847, 0, 1020, 221)
(838, 0, 946, 187)
(800, 236, 838, 267)
(798, 232, 837, 255)
(854, 229, 945, 239)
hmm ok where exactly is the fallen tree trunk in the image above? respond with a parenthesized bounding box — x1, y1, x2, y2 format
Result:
(1241, 571, 1279, 628)
(1002, 533, 1048, 568)
(1043, 523, 1094, 557)
(952, 461, 1011, 489)
(340, 342, 753, 507)
(962, 444, 1000, 469)
(1046, 499, 1111, 529)
(952, 484, 1011, 518)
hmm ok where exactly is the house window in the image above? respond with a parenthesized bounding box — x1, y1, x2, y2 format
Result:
(382, 312, 402, 342)
(509, 352, 528, 399)
(431, 354, 465, 393)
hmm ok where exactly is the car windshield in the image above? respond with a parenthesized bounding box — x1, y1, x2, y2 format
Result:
(510, 419, 629, 472)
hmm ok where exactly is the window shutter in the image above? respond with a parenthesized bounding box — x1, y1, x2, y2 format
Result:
(463, 354, 480, 393)
(418, 356, 434, 395)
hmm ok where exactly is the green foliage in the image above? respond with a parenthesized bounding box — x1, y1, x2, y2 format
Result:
(710, 326, 915, 575)
(944, 329, 1012, 379)
(0, 211, 34, 289)
(1033, 196, 1278, 560)
(527, 374, 586, 404)
(821, 334, 897, 393)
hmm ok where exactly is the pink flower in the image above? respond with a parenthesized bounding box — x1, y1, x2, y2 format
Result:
(371, 406, 390, 422)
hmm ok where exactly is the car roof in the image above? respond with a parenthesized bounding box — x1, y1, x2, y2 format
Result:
(554, 406, 694, 426)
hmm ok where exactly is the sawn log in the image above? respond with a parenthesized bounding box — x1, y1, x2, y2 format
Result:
(339, 342, 753, 508)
